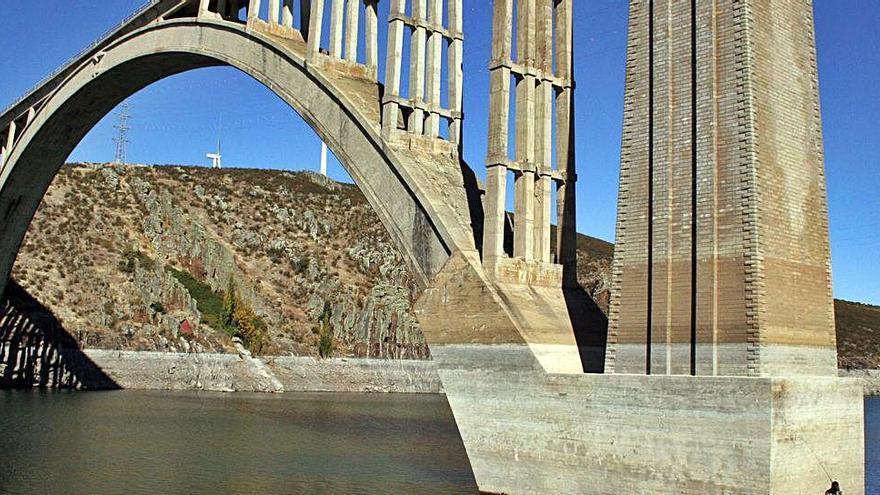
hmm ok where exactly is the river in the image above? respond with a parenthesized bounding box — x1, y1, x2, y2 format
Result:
(0, 391, 876, 494)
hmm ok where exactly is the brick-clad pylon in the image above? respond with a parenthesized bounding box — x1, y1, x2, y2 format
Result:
(606, 0, 839, 378)
(482, 0, 577, 287)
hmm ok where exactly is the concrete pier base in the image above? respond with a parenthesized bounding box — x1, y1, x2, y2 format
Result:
(435, 364, 865, 495)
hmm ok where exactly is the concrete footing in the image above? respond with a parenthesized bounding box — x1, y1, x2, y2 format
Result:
(437, 365, 865, 495)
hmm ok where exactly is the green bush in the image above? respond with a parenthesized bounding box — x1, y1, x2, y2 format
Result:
(317, 304, 334, 359)
(167, 266, 226, 333)
(220, 278, 269, 355)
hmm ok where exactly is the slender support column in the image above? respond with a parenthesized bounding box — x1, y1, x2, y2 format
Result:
(248, 0, 262, 21)
(364, 0, 379, 78)
(513, 0, 537, 261)
(307, 0, 324, 61)
(344, 0, 360, 62)
(4, 122, 16, 167)
(483, 165, 508, 263)
(329, 0, 345, 58)
(534, 0, 554, 263)
(0, 146, 5, 167)
(483, 0, 513, 264)
(300, 0, 312, 38)
(25, 108, 36, 127)
(382, 0, 406, 138)
(555, 0, 577, 285)
(268, 0, 280, 23)
(408, 0, 428, 134)
(199, 0, 211, 16)
(282, 0, 294, 27)
(447, 0, 464, 144)
(424, 0, 444, 137)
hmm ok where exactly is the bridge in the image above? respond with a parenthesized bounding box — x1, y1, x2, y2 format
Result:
(0, 1, 866, 494)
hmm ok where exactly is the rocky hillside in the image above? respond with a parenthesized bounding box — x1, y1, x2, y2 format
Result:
(7, 163, 874, 368)
(12, 163, 432, 359)
(836, 300, 880, 369)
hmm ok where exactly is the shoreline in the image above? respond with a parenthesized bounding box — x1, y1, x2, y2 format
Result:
(6, 348, 880, 397)
(80, 349, 444, 394)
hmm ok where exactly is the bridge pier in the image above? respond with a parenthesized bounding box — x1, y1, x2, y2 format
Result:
(415, 250, 865, 495)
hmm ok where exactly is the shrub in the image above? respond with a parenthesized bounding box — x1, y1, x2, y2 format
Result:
(317, 304, 334, 359)
(167, 266, 226, 332)
(220, 278, 269, 355)
(119, 249, 155, 274)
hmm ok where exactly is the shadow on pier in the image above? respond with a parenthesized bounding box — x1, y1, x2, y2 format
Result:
(0, 280, 118, 390)
(565, 285, 609, 373)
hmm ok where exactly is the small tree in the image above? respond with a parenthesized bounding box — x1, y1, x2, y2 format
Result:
(222, 278, 237, 332)
(318, 303, 334, 359)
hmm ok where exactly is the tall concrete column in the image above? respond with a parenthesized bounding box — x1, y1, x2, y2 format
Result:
(447, 0, 464, 144)
(247, 0, 262, 21)
(512, 0, 536, 261)
(25, 108, 36, 127)
(482, 0, 513, 264)
(408, 0, 428, 134)
(364, 0, 379, 78)
(555, 0, 577, 285)
(424, 0, 443, 137)
(329, 0, 345, 57)
(344, 0, 360, 62)
(533, 0, 554, 263)
(268, 0, 280, 23)
(382, 0, 406, 139)
(483, 165, 508, 262)
(307, 0, 324, 60)
(281, 0, 294, 27)
(199, 0, 211, 16)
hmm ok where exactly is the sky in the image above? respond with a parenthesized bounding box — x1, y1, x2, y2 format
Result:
(0, 1, 877, 305)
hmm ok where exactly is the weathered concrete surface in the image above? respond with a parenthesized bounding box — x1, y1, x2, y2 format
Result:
(416, 250, 864, 494)
(840, 368, 880, 396)
(82, 350, 442, 393)
(439, 369, 864, 495)
(268, 356, 442, 393)
(414, 251, 602, 375)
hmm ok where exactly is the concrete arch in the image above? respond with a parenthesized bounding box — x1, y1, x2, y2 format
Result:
(0, 18, 478, 294)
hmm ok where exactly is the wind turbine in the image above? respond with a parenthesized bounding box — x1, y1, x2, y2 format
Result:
(320, 141, 328, 176)
(206, 115, 222, 169)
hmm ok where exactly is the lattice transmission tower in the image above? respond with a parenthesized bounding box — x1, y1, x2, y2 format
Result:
(113, 103, 131, 165)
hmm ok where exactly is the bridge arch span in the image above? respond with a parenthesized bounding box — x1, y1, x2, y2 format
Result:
(0, 18, 478, 294)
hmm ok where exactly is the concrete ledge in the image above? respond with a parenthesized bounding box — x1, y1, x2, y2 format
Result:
(267, 356, 442, 393)
(840, 368, 880, 396)
(83, 350, 442, 394)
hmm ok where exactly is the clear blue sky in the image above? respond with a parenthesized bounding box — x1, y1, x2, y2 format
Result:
(0, 1, 877, 305)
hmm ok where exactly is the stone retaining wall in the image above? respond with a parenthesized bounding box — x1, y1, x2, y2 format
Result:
(82, 350, 443, 394)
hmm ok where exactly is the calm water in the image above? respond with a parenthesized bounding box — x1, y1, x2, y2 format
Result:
(0, 390, 479, 494)
(0, 391, 876, 494)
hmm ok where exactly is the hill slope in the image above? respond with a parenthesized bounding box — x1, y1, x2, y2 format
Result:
(6, 163, 875, 368)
